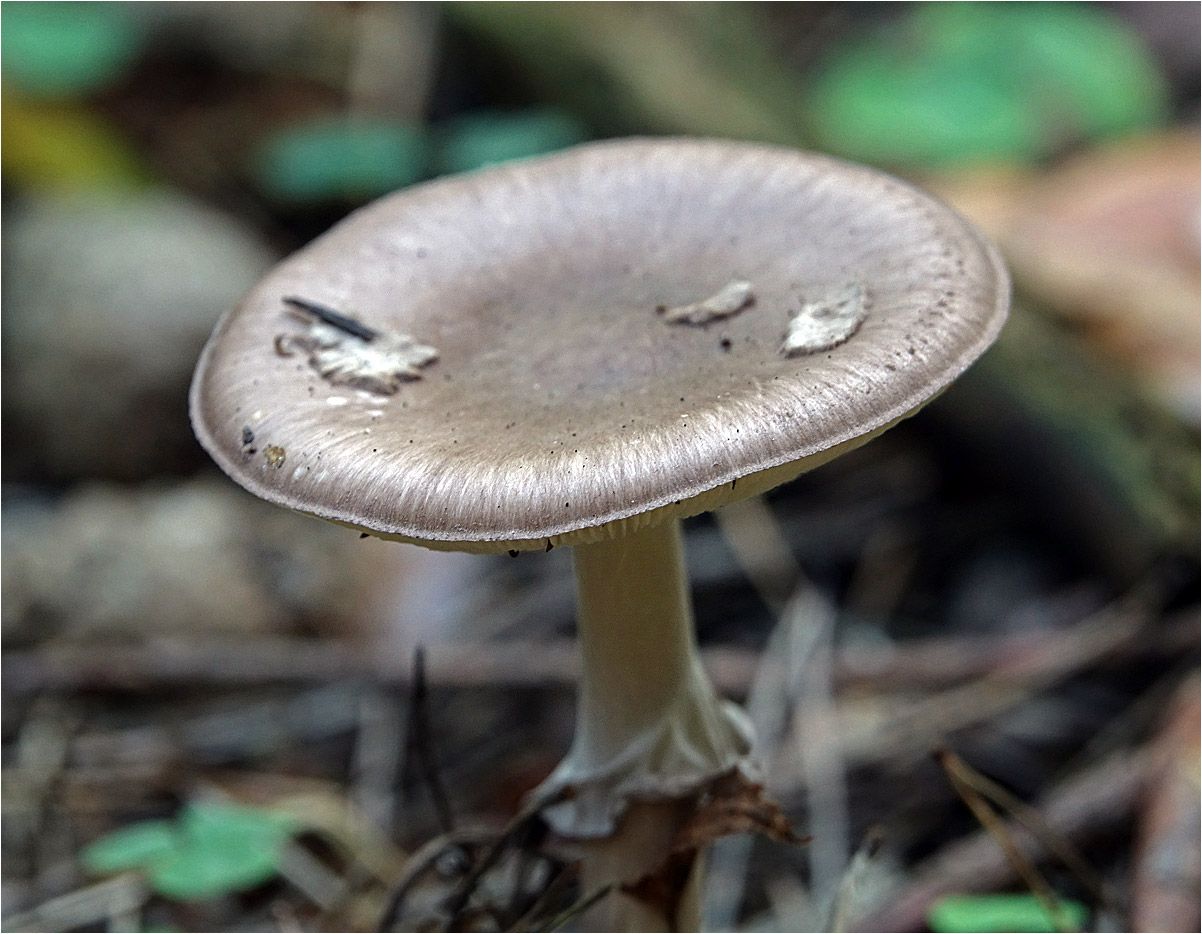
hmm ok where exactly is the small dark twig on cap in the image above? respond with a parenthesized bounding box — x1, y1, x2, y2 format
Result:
(283, 296, 379, 342)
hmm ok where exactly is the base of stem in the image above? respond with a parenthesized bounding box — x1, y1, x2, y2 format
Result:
(578, 799, 702, 932)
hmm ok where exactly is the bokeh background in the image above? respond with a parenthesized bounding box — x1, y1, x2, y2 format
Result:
(1, 3, 1198, 932)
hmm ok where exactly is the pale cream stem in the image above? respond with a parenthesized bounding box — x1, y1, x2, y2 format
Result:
(544, 519, 751, 930)
(573, 519, 704, 765)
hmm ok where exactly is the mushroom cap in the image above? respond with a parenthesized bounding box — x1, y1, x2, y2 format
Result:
(191, 138, 1008, 553)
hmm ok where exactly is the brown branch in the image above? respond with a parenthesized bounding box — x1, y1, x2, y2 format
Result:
(853, 746, 1156, 932)
(938, 747, 1110, 908)
(5, 608, 1192, 698)
(936, 749, 1073, 932)
(439, 788, 567, 926)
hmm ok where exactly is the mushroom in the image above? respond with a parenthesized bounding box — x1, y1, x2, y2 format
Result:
(190, 139, 1008, 930)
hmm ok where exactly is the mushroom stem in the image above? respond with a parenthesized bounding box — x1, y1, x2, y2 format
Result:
(538, 519, 753, 930)
(575, 519, 716, 772)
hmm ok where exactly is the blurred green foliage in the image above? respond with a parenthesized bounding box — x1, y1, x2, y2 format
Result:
(1, 2, 1174, 200)
(1, 1, 143, 97)
(808, 2, 1168, 168)
(254, 117, 429, 205)
(81, 802, 300, 901)
(83, 819, 179, 874)
(929, 893, 1088, 933)
(253, 108, 590, 205)
(435, 108, 588, 175)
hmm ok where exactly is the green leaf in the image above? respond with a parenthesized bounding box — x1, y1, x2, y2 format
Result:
(435, 108, 588, 175)
(1, 1, 144, 98)
(80, 820, 179, 875)
(808, 2, 1167, 168)
(80, 802, 302, 901)
(145, 802, 297, 901)
(929, 893, 1089, 933)
(148, 837, 282, 901)
(180, 800, 298, 838)
(254, 117, 429, 205)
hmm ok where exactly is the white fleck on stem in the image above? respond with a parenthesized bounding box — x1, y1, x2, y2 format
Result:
(535, 519, 754, 930)
(659, 280, 755, 325)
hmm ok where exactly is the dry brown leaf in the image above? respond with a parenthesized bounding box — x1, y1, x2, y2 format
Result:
(622, 771, 807, 926)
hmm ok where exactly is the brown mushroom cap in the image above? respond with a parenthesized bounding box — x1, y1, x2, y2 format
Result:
(191, 138, 1008, 553)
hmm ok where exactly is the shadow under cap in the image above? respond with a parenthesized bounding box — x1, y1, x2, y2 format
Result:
(191, 138, 1009, 552)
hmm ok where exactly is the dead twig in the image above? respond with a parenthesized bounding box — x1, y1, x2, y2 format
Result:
(439, 789, 567, 927)
(780, 584, 1190, 780)
(714, 496, 801, 613)
(854, 744, 1156, 931)
(938, 747, 1110, 909)
(936, 748, 1074, 933)
(350, 688, 407, 836)
(377, 828, 494, 931)
(705, 578, 824, 929)
(534, 884, 614, 933)
(507, 864, 574, 932)
(406, 647, 455, 834)
(791, 588, 850, 903)
(826, 827, 885, 933)
(2, 873, 148, 933)
(504, 845, 567, 928)
(1132, 675, 1201, 933)
(5, 611, 1192, 698)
